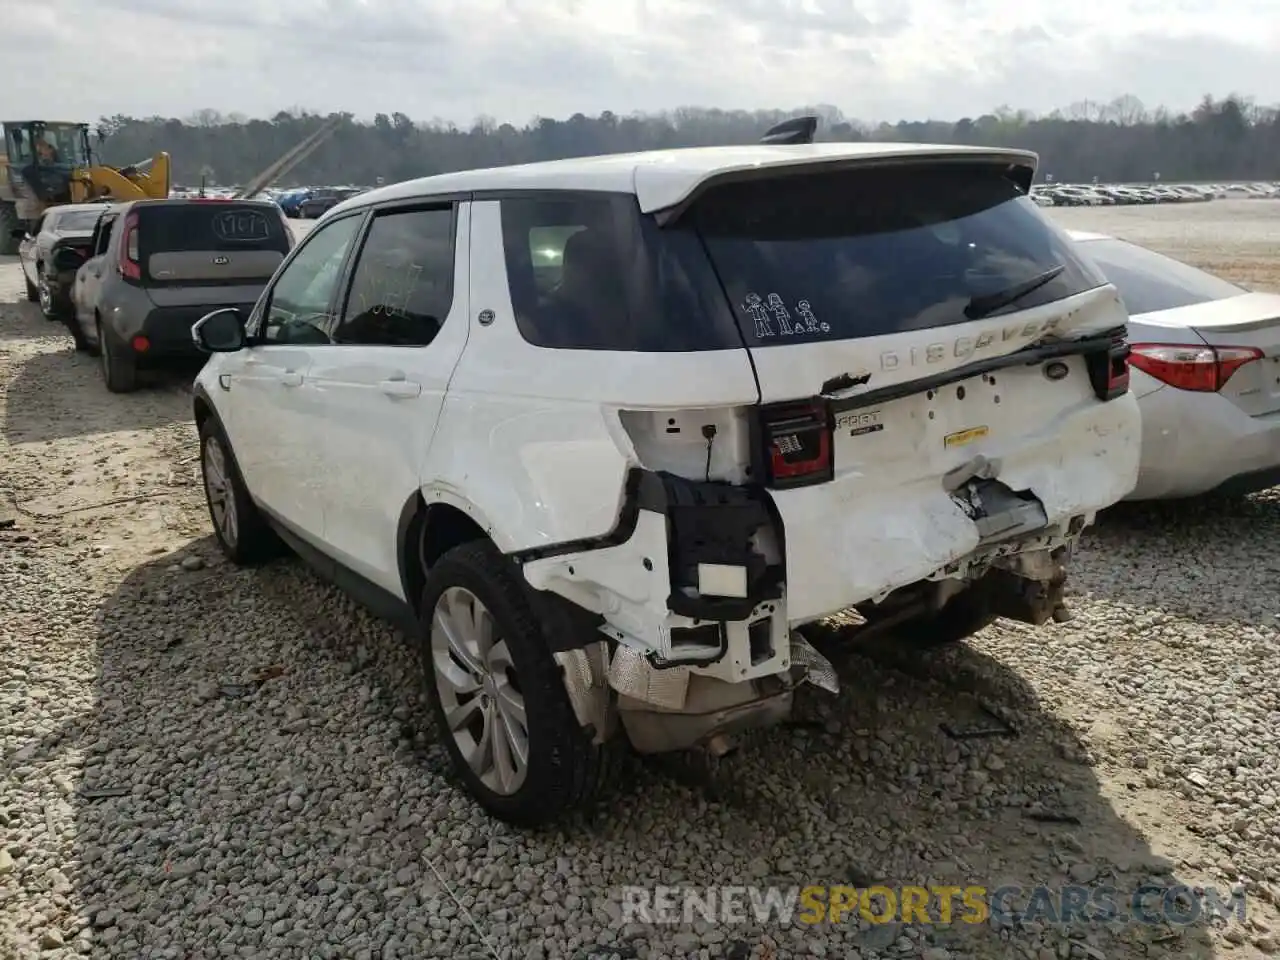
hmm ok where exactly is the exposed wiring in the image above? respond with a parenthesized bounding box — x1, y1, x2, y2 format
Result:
(701, 423, 717, 482)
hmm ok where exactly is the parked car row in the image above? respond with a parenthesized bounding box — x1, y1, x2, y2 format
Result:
(269, 186, 368, 219)
(12, 139, 1280, 826)
(15, 197, 293, 391)
(1032, 180, 1279, 207)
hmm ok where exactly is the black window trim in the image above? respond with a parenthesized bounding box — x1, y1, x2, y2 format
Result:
(328, 199, 460, 348)
(249, 208, 370, 344)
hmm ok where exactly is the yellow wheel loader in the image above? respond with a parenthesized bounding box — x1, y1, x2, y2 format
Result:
(1, 120, 170, 255)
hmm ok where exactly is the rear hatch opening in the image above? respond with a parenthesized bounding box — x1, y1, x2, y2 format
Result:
(128, 201, 291, 289)
(642, 155, 1139, 621)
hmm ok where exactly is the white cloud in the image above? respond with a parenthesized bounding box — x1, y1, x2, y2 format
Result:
(2, 0, 1276, 125)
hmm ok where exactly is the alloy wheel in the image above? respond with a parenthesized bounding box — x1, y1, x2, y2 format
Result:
(431, 586, 530, 795)
(202, 435, 239, 547)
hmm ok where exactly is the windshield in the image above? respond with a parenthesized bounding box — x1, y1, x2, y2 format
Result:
(689, 162, 1108, 346)
(1074, 238, 1246, 316)
(6, 123, 91, 167)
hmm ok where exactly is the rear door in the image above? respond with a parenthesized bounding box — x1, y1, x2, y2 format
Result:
(304, 201, 470, 597)
(74, 211, 118, 330)
(678, 160, 1136, 620)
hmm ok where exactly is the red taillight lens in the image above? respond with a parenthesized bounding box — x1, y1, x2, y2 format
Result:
(119, 212, 141, 280)
(756, 400, 833, 489)
(1128, 343, 1263, 392)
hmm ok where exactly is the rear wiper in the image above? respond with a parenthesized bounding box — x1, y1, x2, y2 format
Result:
(963, 264, 1066, 321)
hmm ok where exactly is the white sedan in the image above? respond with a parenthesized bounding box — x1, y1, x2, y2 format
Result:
(1070, 230, 1280, 500)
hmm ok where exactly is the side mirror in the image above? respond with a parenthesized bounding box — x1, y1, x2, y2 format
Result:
(192, 308, 247, 353)
(52, 247, 86, 272)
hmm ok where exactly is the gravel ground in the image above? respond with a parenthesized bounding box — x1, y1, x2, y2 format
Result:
(3, 201, 1280, 960)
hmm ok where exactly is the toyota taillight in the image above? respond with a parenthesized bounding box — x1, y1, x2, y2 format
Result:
(1128, 343, 1263, 392)
(118, 212, 141, 281)
(754, 399, 833, 489)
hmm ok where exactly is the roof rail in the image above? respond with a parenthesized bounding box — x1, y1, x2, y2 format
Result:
(760, 116, 819, 145)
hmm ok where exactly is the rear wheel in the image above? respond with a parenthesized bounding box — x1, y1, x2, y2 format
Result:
(419, 540, 611, 826)
(896, 587, 998, 650)
(36, 270, 58, 320)
(97, 318, 138, 393)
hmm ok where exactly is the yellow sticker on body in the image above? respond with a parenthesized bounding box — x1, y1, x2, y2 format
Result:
(944, 425, 989, 448)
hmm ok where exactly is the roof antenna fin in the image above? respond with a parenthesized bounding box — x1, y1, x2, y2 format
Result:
(760, 115, 818, 145)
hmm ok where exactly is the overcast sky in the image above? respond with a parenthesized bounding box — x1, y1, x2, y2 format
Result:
(5, 0, 1278, 126)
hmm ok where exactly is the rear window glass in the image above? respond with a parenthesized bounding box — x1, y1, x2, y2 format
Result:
(689, 162, 1108, 346)
(1075, 238, 1245, 316)
(55, 209, 104, 232)
(499, 193, 741, 351)
(138, 203, 291, 256)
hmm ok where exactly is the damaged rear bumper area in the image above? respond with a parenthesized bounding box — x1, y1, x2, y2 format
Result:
(516, 468, 1083, 754)
(518, 470, 838, 754)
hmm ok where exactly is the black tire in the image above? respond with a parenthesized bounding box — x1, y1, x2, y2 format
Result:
(0, 204, 19, 257)
(895, 587, 998, 650)
(419, 540, 611, 827)
(97, 318, 138, 393)
(198, 417, 280, 565)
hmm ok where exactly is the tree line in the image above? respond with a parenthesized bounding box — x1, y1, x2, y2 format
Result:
(90, 94, 1279, 189)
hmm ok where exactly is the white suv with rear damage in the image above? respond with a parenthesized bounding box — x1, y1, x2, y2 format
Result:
(190, 119, 1140, 825)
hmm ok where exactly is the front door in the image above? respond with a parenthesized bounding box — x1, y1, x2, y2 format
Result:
(221, 211, 366, 540)
(304, 202, 470, 597)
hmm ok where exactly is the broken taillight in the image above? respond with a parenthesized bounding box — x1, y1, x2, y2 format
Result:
(754, 399, 833, 489)
(1085, 330, 1130, 400)
(1128, 343, 1263, 392)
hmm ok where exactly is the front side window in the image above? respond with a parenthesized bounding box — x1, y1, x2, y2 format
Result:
(499, 193, 740, 352)
(1075, 238, 1245, 316)
(688, 162, 1109, 346)
(261, 214, 363, 345)
(333, 206, 456, 346)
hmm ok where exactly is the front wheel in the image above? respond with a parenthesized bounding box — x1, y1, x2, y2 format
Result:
(198, 418, 280, 565)
(419, 540, 611, 826)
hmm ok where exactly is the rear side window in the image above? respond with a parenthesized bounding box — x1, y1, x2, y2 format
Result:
(500, 193, 740, 351)
(334, 206, 456, 346)
(137, 203, 292, 285)
(56, 209, 105, 232)
(689, 162, 1108, 346)
(1075, 238, 1245, 316)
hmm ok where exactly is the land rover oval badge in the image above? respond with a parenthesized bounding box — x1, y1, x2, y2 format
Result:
(213, 256, 229, 265)
(478, 309, 495, 326)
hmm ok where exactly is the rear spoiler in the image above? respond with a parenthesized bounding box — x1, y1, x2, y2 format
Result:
(760, 116, 818, 145)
